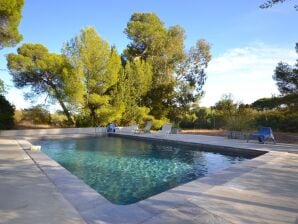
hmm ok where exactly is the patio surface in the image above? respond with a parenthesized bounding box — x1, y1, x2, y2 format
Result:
(0, 138, 85, 224)
(1, 132, 298, 224)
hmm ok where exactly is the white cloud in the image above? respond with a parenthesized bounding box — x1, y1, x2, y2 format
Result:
(200, 43, 296, 107)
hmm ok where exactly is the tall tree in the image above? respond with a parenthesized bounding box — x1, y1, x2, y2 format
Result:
(213, 94, 237, 118)
(273, 43, 298, 95)
(63, 27, 122, 126)
(124, 13, 211, 121)
(6, 43, 78, 125)
(115, 59, 153, 124)
(0, 0, 24, 49)
(175, 39, 211, 109)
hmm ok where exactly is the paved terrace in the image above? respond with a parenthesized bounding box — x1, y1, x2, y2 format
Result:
(0, 138, 85, 224)
(113, 132, 298, 154)
(0, 128, 298, 224)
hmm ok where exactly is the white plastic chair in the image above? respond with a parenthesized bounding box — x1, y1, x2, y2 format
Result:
(156, 123, 173, 136)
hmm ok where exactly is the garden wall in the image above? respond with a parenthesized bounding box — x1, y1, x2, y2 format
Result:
(0, 127, 107, 137)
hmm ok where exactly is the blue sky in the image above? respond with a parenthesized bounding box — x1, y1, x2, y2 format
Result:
(0, 0, 297, 109)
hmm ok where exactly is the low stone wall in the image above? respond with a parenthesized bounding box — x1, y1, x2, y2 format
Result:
(227, 131, 249, 140)
(0, 127, 107, 137)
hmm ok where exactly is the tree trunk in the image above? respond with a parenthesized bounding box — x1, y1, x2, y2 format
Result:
(51, 84, 75, 126)
(57, 97, 75, 126)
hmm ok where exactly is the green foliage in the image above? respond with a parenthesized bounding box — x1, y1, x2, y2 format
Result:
(194, 107, 214, 129)
(273, 43, 298, 95)
(0, 0, 24, 49)
(151, 117, 170, 130)
(50, 112, 71, 127)
(0, 79, 5, 94)
(124, 13, 211, 120)
(0, 95, 15, 129)
(22, 106, 50, 124)
(251, 97, 281, 110)
(254, 110, 298, 132)
(115, 59, 153, 125)
(173, 39, 211, 122)
(213, 94, 237, 118)
(13, 109, 22, 123)
(176, 39, 211, 98)
(63, 27, 122, 126)
(6, 43, 77, 125)
(124, 13, 185, 119)
(5, 13, 212, 128)
(179, 112, 197, 129)
(210, 95, 255, 131)
(225, 107, 256, 131)
(252, 94, 298, 111)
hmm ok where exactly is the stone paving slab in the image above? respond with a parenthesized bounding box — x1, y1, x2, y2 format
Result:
(188, 152, 298, 224)
(112, 132, 298, 153)
(0, 138, 86, 224)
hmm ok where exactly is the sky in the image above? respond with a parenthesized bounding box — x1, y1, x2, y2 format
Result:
(0, 0, 297, 109)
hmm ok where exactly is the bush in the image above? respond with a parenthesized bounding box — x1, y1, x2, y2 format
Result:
(22, 106, 50, 125)
(254, 110, 298, 132)
(225, 108, 256, 131)
(0, 95, 15, 129)
(50, 112, 69, 127)
(152, 117, 170, 130)
(14, 109, 23, 123)
(278, 112, 298, 132)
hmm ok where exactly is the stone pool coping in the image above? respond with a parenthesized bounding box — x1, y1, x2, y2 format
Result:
(15, 133, 298, 224)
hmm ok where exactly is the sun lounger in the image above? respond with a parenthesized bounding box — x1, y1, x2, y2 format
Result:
(135, 121, 153, 134)
(118, 125, 139, 133)
(156, 123, 173, 136)
(247, 127, 276, 144)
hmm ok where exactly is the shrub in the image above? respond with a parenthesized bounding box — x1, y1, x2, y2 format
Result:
(50, 112, 69, 127)
(152, 117, 170, 130)
(253, 110, 298, 132)
(0, 95, 15, 129)
(14, 109, 23, 123)
(22, 106, 50, 125)
(225, 108, 256, 131)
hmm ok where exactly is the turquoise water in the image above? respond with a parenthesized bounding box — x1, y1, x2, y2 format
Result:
(35, 136, 253, 205)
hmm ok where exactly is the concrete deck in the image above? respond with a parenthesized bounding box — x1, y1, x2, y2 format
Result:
(1, 131, 298, 224)
(0, 138, 85, 224)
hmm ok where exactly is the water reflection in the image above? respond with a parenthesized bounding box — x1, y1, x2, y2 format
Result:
(35, 136, 251, 205)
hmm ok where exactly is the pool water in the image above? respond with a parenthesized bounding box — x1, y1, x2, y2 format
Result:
(35, 136, 253, 205)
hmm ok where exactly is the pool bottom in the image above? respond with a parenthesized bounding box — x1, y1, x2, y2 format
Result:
(33, 136, 257, 205)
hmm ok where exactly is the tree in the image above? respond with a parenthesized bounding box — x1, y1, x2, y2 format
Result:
(213, 94, 237, 118)
(251, 97, 281, 110)
(63, 27, 122, 126)
(0, 95, 14, 129)
(175, 39, 211, 111)
(22, 105, 50, 124)
(124, 13, 185, 119)
(0, 0, 24, 49)
(6, 43, 78, 125)
(115, 59, 153, 124)
(260, 0, 298, 10)
(273, 43, 298, 95)
(124, 13, 211, 121)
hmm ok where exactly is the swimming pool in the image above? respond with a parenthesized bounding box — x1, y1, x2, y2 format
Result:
(34, 136, 254, 205)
